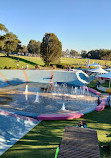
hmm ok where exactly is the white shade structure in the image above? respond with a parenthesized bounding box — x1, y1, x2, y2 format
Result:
(89, 63, 102, 67)
(99, 71, 111, 79)
(99, 71, 111, 88)
(88, 67, 108, 74)
(106, 68, 111, 71)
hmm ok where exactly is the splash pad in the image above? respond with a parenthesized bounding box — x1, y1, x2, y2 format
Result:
(0, 82, 98, 120)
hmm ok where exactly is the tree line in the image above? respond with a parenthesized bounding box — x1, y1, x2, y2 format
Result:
(81, 49, 111, 60)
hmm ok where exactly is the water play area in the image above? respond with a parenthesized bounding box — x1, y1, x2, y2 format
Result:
(0, 83, 97, 116)
(0, 70, 102, 156)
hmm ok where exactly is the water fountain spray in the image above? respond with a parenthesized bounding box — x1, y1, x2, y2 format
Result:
(25, 85, 28, 94)
(61, 103, 66, 111)
(34, 88, 39, 103)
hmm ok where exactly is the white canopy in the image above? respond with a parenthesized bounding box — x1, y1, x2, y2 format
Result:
(99, 71, 111, 79)
(89, 63, 102, 67)
(88, 67, 108, 74)
(99, 71, 111, 88)
(106, 68, 111, 71)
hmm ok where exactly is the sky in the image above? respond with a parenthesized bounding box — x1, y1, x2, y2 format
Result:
(0, 0, 111, 53)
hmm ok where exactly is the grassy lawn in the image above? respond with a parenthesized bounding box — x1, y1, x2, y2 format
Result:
(1, 108, 111, 158)
(0, 54, 111, 69)
(87, 79, 97, 89)
(0, 56, 44, 69)
(101, 80, 110, 88)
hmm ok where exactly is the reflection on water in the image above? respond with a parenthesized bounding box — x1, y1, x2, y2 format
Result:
(0, 83, 97, 114)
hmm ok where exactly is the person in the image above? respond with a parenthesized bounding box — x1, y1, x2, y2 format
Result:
(51, 74, 53, 79)
(76, 120, 87, 128)
(67, 65, 70, 71)
(76, 121, 83, 128)
(96, 80, 100, 87)
(107, 93, 110, 107)
(97, 96, 101, 106)
(82, 120, 87, 128)
(35, 64, 38, 69)
(17, 63, 19, 69)
(26, 64, 28, 69)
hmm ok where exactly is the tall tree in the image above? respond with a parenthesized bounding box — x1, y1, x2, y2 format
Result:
(27, 40, 41, 55)
(22, 45, 28, 53)
(0, 23, 8, 50)
(40, 33, 62, 66)
(70, 49, 79, 57)
(3, 32, 21, 56)
(0, 23, 8, 33)
(81, 50, 87, 58)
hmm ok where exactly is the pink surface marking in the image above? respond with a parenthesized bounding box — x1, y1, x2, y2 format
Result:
(95, 98, 107, 111)
(88, 87, 101, 96)
(37, 112, 84, 120)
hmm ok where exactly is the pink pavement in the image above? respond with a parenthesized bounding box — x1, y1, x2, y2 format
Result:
(37, 112, 84, 120)
(95, 98, 107, 111)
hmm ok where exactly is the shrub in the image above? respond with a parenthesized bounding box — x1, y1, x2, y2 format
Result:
(4, 66, 8, 69)
(56, 64, 62, 68)
(70, 65, 75, 69)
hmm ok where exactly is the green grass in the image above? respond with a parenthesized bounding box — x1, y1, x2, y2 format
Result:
(0, 53, 111, 69)
(0, 56, 44, 69)
(87, 79, 97, 89)
(1, 108, 111, 158)
(101, 80, 110, 88)
(60, 58, 111, 68)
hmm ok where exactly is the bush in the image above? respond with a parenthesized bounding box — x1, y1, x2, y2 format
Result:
(4, 66, 8, 69)
(56, 64, 68, 69)
(56, 64, 62, 68)
(70, 65, 75, 69)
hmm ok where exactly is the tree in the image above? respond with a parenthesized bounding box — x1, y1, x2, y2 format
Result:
(0, 23, 8, 33)
(70, 49, 79, 57)
(22, 45, 28, 53)
(27, 40, 41, 55)
(61, 50, 66, 57)
(40, 33, 62, 66)
(0, 37, 4, 50)
(3, 32, 21, 56)
(81, 50, 87, 58)
(0, 23, 8, 50)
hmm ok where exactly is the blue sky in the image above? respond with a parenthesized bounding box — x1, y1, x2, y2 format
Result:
(0, 0, 111, 52)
